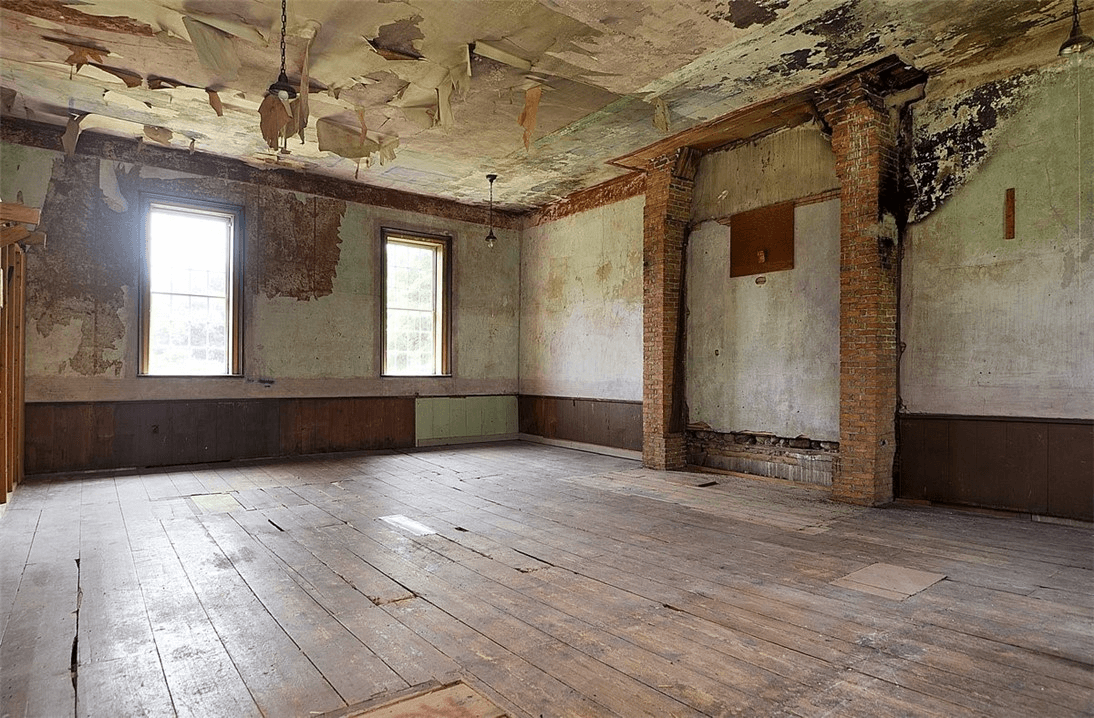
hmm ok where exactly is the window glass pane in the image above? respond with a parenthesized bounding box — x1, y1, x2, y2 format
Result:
(385, 236, 444, 375)
(387, 243, 435, 311)
(145, 204, 235, 375)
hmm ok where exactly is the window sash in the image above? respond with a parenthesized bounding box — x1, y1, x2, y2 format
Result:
(141, 199, 241, 376)
(383, 232, 448, 376)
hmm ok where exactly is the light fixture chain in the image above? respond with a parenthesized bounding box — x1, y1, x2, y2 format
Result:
(280, 0, 288, 77)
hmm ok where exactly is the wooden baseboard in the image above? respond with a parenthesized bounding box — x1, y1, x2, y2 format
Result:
(518, 434, 642, 461)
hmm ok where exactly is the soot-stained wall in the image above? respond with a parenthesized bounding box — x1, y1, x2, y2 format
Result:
(902, 60, 1093, 420)
(1, 140, 520, 405)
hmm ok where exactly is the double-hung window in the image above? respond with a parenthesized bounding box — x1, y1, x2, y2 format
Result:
(382, 230, 449, 376)
(140, 197, 242, 376)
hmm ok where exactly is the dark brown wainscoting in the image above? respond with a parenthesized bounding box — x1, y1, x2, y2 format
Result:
(518, 395, 642, 452)
(25, 397, 415, 475)
(899, 414, 1093, 521)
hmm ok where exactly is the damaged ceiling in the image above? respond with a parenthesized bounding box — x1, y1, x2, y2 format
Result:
(0, 0, 1076, 210)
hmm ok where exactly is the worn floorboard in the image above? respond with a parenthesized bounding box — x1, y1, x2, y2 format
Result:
(1, 442, 1091, 717)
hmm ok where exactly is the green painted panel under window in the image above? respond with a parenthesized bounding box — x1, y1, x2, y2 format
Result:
(415, 395, 518, 443)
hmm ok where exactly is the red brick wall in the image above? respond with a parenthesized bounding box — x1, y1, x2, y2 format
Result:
(642, 150, 696, 469)
(820, 77, 900, 505)
(524, 173, 646, 227)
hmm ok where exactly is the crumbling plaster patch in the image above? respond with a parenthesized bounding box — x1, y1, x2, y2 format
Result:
(258, 189, 346, 300)
(27, 153, 136, 376)
(908, 69, 1046, 221)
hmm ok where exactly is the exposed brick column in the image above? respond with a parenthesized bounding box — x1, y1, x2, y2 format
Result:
(819, 76, 900, 506)
(643, 149, 697, 470)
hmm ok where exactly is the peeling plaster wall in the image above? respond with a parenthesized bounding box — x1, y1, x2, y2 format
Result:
(901, 60, 1093, 419)
(0, 141, 54, 207)
(687, 200, 841, 440)
(519, 196, 644, 401)
(686, 124, 841, 440)
(3, 140, 519, 402)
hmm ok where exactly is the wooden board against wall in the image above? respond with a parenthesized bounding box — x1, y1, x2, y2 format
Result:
(1, 244, 27, 501)
(728, 201, 795, 277)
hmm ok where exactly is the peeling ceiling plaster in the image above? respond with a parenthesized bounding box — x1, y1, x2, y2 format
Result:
(0, 0, 1076, 210)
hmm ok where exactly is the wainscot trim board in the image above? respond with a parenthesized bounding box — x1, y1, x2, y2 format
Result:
(898, 414, 1093, 521)
(518, 395, 642, 452)
(25, 397, 415, 474)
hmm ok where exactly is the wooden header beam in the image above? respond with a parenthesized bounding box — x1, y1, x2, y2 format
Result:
(0, 202, 41, 225)
(609, 54, 927, 171)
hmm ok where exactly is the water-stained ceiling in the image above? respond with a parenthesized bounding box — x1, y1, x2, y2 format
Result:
(0, 0, 1074, 210)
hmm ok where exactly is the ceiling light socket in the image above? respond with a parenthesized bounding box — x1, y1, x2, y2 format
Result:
(1060, 0, 1094, 55)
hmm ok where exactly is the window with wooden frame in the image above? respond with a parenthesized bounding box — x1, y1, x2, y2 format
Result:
(140, 197, 242, 376)
(382, 229, 450, 376)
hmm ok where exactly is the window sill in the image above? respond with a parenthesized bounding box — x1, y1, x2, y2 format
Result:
(138, 374, 245, 379)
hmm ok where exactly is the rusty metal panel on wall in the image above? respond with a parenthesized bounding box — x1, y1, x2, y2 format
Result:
(728, 201, 795, 277)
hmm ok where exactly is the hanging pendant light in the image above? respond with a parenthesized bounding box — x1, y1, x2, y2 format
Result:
(259, 0, 297, 151)
(1060, 0, 1094, 55)
(485, 173, 498, 248)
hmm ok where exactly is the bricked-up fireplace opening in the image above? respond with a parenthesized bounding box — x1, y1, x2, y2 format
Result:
(687, 429, 839, 487)
(628, 56, 927, 505)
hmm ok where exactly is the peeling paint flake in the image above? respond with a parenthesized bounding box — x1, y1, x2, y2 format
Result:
(49, 38, 108, 69)
(61, 115, 83, 156)
(143, 125, 173, 146)
(207, 89, 224, 116)
(437, 80, 454, 129)
(98, 159, 127, 212)
(653, 97, 670, 133)
(182, 15, 241, 81)
(316, 116, 381, 159)
(519, 85, 543, 149)
(94, 65, 142, 87)
(474, 40, 532, 72)
(258, 94, 293, 150)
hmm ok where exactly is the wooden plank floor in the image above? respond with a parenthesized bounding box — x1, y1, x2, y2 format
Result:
(1, 442, 1091, 717)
